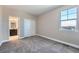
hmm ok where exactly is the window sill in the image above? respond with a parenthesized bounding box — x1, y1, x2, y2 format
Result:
(59, 28, 78, 32)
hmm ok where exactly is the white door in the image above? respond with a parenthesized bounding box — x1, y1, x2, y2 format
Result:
(24, 19, 32, 37)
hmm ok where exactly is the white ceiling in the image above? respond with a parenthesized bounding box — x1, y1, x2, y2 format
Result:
(5, 5, 61, 16)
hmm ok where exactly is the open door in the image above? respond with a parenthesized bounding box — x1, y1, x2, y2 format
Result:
(9, 16, 19, 40)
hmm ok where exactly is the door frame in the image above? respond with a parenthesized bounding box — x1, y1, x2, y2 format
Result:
(8, 16, 20, 40)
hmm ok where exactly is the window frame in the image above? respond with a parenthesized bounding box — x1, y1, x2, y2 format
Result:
(59, 7, 78, 32)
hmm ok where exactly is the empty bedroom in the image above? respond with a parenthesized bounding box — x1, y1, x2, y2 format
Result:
(0, 5, 79, 53)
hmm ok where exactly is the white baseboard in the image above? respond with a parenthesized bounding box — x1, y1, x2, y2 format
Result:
(19, 37, 25, 39)
(0, 42, 2, 46)
(0, 40, 10, 46)
(20, 34, 37, 39)
(1, 34, 79, 49)
(0, 35, 36, 46)
(37, 34, 79, 49)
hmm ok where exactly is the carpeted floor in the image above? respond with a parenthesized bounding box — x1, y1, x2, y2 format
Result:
(0, 35, 79, 53)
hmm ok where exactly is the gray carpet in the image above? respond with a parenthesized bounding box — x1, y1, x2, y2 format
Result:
(0, 36, 79, 53)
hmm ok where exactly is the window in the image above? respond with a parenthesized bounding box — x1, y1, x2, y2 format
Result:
(60, 7, 77, 31)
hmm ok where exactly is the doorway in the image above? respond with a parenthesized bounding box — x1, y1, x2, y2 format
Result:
(9, 16, 19, 40)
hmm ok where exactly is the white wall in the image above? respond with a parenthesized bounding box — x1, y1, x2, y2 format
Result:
(0, 6, 36, 43)
(37, 5, 79, 47)
(0, 6, 4, 44)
